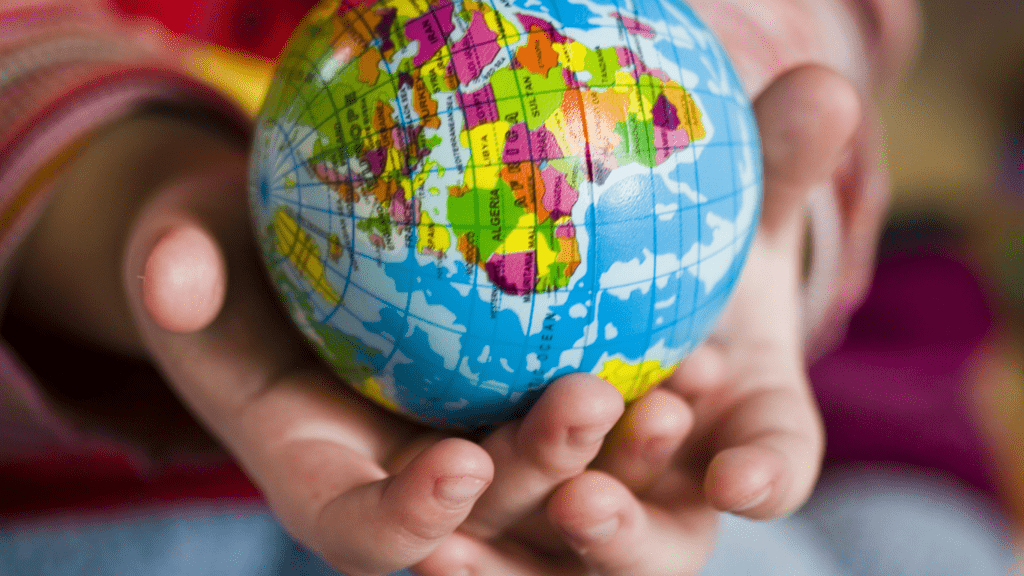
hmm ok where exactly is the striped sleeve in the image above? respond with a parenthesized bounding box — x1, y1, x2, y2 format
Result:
(0, 1, 249, 457)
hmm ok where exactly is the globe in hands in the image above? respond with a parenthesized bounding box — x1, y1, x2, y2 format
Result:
(248, 0, 762, 429)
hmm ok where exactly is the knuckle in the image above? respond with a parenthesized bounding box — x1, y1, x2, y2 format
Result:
(532, 441, 595, 479)
(390, 509, 455, 546)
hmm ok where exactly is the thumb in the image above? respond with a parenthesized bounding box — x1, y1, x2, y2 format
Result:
(142, 223, 227, 333)
(128, 165, 246, 335)
(754, 64, 861, 246)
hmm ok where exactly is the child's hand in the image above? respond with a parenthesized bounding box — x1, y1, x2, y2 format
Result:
(411, 63, 862, 576)
(409, 0, 921, 571)
(7, 109, 627, 576)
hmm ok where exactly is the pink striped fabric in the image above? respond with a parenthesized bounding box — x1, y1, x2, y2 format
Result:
(0, 1, 247, 458)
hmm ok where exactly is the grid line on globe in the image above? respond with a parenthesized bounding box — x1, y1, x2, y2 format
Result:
(249, 0, 763, 428)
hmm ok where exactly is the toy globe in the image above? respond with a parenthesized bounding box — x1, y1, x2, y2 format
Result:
(249, 0, 762, 429)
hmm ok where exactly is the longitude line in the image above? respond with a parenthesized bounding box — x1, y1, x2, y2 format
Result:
(481, 0, 557, 389)
(610, 0, 661, 381)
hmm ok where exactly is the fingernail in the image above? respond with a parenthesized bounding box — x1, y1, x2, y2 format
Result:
(732, 486, 771, 513)
(142, 225, 226, 333)
(562, 515, 619, 552)
(568, 423, 613, 447)
(435, 476, 487, 506)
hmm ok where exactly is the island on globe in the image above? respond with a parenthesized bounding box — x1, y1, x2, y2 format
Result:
(249, 0, 762, 429)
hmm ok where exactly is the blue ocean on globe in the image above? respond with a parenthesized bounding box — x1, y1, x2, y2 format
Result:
(249, 0, 762, 429)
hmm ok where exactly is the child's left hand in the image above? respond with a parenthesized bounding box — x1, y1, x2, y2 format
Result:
(412, 63, 861, 576)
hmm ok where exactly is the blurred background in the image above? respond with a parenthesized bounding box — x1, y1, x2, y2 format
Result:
(871, 0, 1024, 565)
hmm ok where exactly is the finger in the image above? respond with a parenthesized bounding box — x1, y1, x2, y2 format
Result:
(548, 471, 717, 576)
(755, 64, 861, 247)
(834, 109, 890, 316)
(715, 66, 865, 352)
(123, 167, 491, 575)
(681, 288, 823, 519)
(594, 387, 692, 492)
(687, 288, 824, 520)
(142, 223, 227, 333)
(807, 108, 891, 359)
(219, 373, 493, 576)
(414, 531, 584, 576)
(663, 343, 728, 399)
(702, 385, 824, 520)
(463, 374, 625, 538)
(663, 320, 824, 520)
(695, 65, 860, 520)
(311, 436, 493, 574)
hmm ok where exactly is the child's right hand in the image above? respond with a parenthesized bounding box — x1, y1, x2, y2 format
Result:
(8, 108, 641, 576)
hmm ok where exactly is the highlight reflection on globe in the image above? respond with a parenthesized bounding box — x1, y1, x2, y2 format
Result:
(249, 0, 762, 429)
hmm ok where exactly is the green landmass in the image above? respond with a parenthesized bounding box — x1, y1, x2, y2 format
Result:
(614, 116, 658, 167)
(447, 179, 527, 259)
(491, 67, 567, 131)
